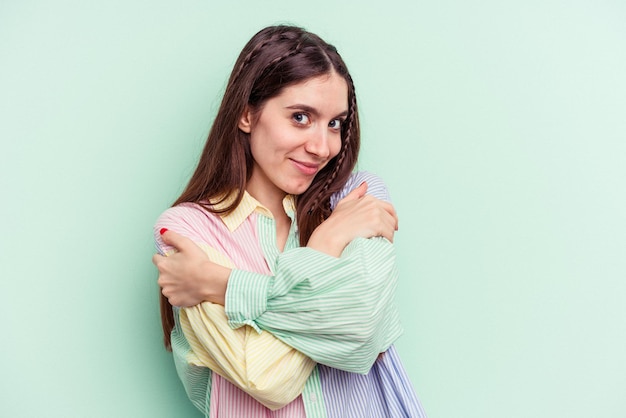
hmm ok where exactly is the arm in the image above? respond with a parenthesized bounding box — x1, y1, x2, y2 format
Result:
(227, 238, 402, 374)
(156, 172, 403, 374)
(154, 210, 315, 410)
(226, 172, 403, 374)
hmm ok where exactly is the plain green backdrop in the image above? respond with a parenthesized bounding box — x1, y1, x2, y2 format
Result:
(1, 1, 625, 417)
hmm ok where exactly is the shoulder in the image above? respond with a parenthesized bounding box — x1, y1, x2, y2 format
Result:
(153, 203, 224, 252)
(154, 203, 214, 231)
(330, 171, 392, 209)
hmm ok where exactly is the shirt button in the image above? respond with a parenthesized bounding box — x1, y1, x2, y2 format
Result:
(310, 393, 317, 403)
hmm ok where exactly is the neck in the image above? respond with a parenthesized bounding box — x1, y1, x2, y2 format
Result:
(246, 184, 288, 220)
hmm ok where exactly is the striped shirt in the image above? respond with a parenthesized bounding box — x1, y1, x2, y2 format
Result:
(154, 171, 427, 417)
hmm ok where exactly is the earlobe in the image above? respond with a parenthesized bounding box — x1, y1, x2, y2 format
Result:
(238, 107, 252, 133)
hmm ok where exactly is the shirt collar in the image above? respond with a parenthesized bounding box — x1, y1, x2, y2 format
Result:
(214, 191, 296, 232)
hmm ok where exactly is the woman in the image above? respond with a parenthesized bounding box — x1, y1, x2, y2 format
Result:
(153, 25, 427, 417)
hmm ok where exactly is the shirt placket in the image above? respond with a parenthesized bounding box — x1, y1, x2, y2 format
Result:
(256, 213, 327, 418)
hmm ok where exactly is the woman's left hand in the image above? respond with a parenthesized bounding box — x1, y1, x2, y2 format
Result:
(152, 230, 230, 306)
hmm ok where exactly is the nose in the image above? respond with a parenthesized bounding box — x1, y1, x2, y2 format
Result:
(304, 127, 331, 159)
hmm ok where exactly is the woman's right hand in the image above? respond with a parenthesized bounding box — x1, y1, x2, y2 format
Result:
(153, 230, 231, 306)
(306, 181, 398, 257)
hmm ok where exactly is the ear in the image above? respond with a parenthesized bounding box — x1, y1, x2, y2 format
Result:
(238, 106, 252, 133)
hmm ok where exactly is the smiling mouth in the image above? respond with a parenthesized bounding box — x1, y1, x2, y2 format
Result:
(291, 159, 320, 176)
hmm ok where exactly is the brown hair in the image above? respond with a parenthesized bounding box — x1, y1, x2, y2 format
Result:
(160, 25, 360, 349)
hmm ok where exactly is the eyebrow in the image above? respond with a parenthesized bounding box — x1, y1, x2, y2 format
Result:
(285, 104, 349, 119)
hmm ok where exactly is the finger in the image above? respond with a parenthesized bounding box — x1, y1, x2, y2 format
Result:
(390, 208, 399, 231)
(152, 253, 165, 266)
(160, 229, 193, 252)
(341, 181, 368, 202)
(380, 201, 396, 217)
(157, 274, 168, 287)
(163, 290, 182, 307)
(361, 197, 397, 228)
(381, 225, 395, 242)
(380, 211, 398, 242)
(379, 201, 399, 230)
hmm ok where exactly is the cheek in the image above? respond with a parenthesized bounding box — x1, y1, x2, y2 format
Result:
(330, 137, 343, 159)
(248, 137, 260, 161)
(248, 136, 270, 168)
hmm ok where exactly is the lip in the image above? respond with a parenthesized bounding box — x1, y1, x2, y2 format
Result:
(291, 159, 320, 176)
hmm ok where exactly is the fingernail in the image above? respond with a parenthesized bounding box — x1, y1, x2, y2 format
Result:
(160, 228, 168, 235)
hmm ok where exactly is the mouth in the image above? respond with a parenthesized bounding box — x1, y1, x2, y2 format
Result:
(291, 159, 321, 176)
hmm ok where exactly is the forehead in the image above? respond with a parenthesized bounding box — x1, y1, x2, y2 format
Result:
(272, 72, 349, 114)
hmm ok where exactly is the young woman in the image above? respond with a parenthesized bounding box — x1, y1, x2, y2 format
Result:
(153, 25, 427, 417)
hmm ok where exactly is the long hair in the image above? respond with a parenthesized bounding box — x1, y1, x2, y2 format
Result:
(160, 25, 360, 349)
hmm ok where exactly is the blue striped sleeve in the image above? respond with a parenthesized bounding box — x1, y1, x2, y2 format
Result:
(330, 171, 392, 208)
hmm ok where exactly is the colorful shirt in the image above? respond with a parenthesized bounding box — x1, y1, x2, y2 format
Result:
(154, 171, 427, 417)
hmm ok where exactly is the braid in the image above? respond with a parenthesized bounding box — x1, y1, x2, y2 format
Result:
(307, 142, 349, 216)
(231, 38, 274, 83)
(231, 28, 302, 85)
(257, 39, 304, 79)
(307, 74, 358, 216)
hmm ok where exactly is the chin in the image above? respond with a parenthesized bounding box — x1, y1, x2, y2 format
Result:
(284, 180, 314, 195)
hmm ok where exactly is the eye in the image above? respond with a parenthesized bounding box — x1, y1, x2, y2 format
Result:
(292, 112, 310, 125)
(329, 119, 343, 130)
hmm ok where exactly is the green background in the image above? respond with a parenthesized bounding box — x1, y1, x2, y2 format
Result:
(1, 1, 625, 417)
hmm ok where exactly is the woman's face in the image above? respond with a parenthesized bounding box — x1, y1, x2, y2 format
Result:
(240, 71, 348, 203)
